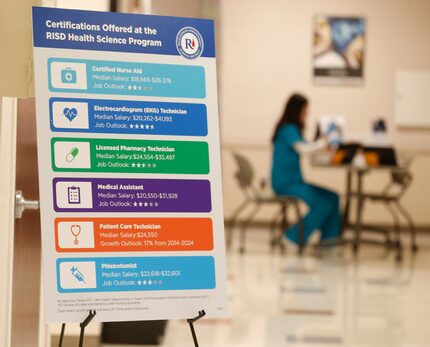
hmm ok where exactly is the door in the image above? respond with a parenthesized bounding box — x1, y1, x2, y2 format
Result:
(10, 97, 42, 347)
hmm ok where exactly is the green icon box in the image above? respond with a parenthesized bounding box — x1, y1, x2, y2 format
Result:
(51, 138, 209, 174)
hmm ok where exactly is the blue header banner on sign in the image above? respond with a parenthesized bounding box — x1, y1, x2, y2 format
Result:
(32, 7, 215, 57)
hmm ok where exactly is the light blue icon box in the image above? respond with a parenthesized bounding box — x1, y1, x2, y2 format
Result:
(56, 256, 216, 293)
(48, 58, 206, 98)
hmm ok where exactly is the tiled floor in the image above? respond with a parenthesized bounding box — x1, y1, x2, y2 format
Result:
(49, 228, 430, 347)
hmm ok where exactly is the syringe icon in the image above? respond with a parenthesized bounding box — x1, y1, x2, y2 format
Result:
(70, 266, 86, 284)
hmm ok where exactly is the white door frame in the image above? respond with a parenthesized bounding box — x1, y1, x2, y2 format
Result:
(0, 97, 18, 347)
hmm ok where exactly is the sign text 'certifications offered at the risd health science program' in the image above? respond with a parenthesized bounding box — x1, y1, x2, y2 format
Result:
(32, 7, 227, 323)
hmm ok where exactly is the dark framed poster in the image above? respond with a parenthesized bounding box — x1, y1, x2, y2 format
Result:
(313, 15, 365, 85)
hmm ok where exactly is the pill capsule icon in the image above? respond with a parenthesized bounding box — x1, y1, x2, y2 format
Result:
(66, 147, 79, 162)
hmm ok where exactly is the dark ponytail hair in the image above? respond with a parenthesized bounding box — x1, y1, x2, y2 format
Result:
(272, 93, 308, 143)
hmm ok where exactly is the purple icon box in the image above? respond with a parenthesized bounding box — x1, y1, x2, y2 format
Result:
(53, 177, 212, 213)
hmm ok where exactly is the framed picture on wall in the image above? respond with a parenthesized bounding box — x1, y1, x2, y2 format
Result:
(313, 15, 366, 85)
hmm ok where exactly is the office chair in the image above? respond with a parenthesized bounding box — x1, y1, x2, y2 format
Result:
(226, 152, 305, 254)
(356, 168, 417, 261)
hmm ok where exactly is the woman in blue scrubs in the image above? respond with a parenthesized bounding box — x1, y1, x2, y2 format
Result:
(271, 94, 340, 246)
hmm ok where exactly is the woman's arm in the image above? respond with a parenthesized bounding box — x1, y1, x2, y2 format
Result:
(293, 137, 328, 155)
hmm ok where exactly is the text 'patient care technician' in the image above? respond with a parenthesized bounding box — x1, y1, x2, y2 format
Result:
(271, 94, 340, 246)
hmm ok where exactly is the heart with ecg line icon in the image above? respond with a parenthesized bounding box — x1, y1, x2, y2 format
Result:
(63, 107, 78, 122)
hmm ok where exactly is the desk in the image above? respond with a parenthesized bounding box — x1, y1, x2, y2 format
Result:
(312, 159, 400, 255)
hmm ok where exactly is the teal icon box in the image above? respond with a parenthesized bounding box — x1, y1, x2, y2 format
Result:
(48, 58, 206, 98)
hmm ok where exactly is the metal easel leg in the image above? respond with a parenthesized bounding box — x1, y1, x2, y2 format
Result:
(187, 310, 206, 347)
(58, 323, 66, 347)
(59, 310, 96, 347)
(78, 310, 97, 347)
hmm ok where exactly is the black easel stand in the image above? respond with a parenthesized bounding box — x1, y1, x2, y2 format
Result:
(187, 310, 206, 347)
(58, 323, 66, 347)
(59, 309, 204, 347)
(58, 310, 97, 347)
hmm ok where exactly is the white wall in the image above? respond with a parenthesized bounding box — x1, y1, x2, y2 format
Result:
(56, 0, 109, 11)
(219, 0, 430, 225)
(0, 0, 35, 97)
(220, 0, 430, 149)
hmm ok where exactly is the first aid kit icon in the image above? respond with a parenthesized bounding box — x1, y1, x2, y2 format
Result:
(61, 67, 77, 84)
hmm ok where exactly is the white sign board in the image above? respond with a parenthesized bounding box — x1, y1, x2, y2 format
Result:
(32, 7, 227, 323)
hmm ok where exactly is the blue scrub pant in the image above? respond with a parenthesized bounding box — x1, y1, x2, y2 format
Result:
(279, 182, 341, 245)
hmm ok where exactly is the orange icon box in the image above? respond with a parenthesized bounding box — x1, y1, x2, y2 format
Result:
(55, 217, 213, 252)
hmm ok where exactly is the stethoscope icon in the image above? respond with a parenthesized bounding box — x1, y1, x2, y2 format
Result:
(70, 224, 81, 245)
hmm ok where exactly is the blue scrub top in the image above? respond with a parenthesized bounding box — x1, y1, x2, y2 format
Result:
(271, 124, 304, 194)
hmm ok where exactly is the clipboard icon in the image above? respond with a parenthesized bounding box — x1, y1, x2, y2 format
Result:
(67, 186, 81, 204)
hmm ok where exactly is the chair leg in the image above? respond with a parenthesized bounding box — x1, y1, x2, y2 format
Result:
(279, 203, 289, 254)
(226, 200, 249, 250)
(395, 201, 418, 253)
(269, 208, 283, 250)
(382, 203, 395, 247)
(292, 201, 304, 256)
(353, 172, 365, 254)
(385, 202, 402, 262)
(239, 204, 261, 254)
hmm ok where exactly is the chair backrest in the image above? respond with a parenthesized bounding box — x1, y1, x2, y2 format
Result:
(232, 152, 255, 189)
(391, 169, 413, 188)
(384, 168, 413, 198)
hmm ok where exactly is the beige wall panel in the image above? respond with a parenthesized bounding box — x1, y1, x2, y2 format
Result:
(0, 0, 36, 97)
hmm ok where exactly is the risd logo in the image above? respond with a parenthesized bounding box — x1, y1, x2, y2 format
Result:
(176, 26, 204, 59)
